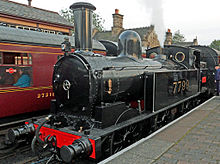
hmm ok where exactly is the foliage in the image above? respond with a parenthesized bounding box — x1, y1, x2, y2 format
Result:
(60, 9, 74, 24)
(59, 9, 105, 32)
(93, 12, 105, 32)
(172, 30, 186, 43)
(210, 40, 220, 51)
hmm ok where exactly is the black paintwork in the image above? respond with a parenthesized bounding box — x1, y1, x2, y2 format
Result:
(99, 40, 118, 56)
(53, 51, 163, 112)
(70, 2, 95, 50)
(146, 45, 198, 69)
(190, 45, 219, 93)
(154, 70, 199, 111)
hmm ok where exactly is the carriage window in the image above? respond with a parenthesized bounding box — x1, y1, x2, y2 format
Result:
(21, 54, 30, 65)
(0, 52, 33, 88)
(3, 52, 17, 64)
(15, 56, 22, 65)
(0, 53, 2, 64)
(2, 52, 32, 65)
(28, 54, 32, 65)
(0, 66, 33, 88)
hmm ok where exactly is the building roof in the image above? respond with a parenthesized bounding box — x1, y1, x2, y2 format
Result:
(94, 31, 116, 41)
(93, 25, 154, 42)
(0, 26, 105, 50)
(128, 25, 154, 39)
(0, 0, 73, 27)
(172, 42, 194, 47)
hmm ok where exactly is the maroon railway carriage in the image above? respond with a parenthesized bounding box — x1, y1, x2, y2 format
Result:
(0, 26, 106, 119)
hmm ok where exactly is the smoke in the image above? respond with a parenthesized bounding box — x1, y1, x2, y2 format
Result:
(138, 0, 166, 46)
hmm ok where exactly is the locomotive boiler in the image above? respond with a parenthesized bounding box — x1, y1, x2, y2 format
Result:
(7, 2, 212, 163)
(53, 32, 163, 113)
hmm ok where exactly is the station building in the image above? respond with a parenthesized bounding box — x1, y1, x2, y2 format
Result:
(93, 9, 160, 49)
(0, 0, 73, 35)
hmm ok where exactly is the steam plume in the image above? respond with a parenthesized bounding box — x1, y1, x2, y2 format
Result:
(138, 0, 165, 46)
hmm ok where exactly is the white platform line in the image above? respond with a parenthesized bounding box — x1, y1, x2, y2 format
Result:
(99, 96, 216, 164)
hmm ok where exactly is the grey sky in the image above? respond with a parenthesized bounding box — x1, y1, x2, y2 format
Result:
(12, 0, 220, 45)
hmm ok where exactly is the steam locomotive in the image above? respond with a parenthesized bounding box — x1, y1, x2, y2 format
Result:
(7, 2, 217, 163)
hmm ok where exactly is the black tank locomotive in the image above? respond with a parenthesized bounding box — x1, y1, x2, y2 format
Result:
(7, 2, 212, 163)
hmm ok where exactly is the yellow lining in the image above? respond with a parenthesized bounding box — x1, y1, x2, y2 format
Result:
(0, 86, 52, 94)
(0, 42, 61, 50)
(0, 49, 62, 55)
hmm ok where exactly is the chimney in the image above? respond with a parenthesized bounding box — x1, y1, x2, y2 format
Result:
(164, 29, 172, 45)
(70, 2, 96, 51)
(193, 37, 198, 45)
(28, 0, 32, 6)
(115, 9, 119, 14)
(111, 9, 124, 36)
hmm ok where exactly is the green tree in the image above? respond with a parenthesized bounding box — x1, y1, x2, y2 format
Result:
(60, 9, 74, 24)
(59, 9, 105, 32)
(172, 30, 186, 43)
(93, 12, 105, 32)
(210, 40, 220, 51)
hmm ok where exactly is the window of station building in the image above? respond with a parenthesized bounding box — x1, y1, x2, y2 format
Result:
(43, 30, 49, 33)
(9, 24, 16, 28)
(17, 26, 24, 29)
(30, 28, 36, 31)
(24, 27, 30, 30)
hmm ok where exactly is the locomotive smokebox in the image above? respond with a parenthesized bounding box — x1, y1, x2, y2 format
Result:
(70, 2, 96, 51)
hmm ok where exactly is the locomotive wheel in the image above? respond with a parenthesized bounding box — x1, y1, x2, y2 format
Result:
(109, 124, 142, 155)
(165, 107, 177, 123)
(150, 115, 158, 132)
(178, 103, 185, 115)
(184, 101, 190, 112)
(170, 107, 177, 120)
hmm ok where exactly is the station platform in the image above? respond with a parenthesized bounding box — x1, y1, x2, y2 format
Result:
(102, 96, 220, 164)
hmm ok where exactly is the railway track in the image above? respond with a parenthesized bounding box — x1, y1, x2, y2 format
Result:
(0, 119, 28, 132)
(0, 114, 49, 164)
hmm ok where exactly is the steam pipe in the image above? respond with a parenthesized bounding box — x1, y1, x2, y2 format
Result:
(70, 2, 96, 51)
